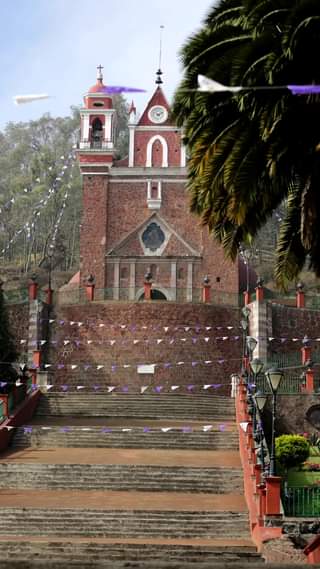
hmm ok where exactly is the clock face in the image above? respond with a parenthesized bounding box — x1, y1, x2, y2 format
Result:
(148, 105, 168, 124)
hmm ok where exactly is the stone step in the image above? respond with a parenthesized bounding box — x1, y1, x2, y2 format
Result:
(11, 426, 238, 450)
(0, 509, 250, 538)
(0, 540, 262, 566)
(35, 394, 235, 419)
(0, 464, 243, 493)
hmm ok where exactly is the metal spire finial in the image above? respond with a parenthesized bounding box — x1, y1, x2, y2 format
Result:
(156, 25, 164, 85)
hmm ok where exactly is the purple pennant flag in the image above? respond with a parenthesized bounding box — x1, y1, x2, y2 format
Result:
(213, 384, 222, 389)
(195, 327, 201, 333)
(24, 426, 33, 434)
(101, 85, 146, 94)
(111, 365, 117, 372)
(57, 364, 65, 369)
(281, 338, 286, 343)
(182, 426, 193, 433)
(60, 427, 71, 433)
(93, 385, 100, 391)
(84, 364, 91, 371)
(143, 427, 151, 433)
(31, 385, 38, 391)
(61, 385, 68, 391)
(0, 382, 7, 388)
(155, 386, 163, 393)
(75, 340, 81, 347)
(288, 85, 320, 95)
(59, 320, 65, 325)
(219, 424, 226, 432)
(164, 363, 172, 369)
(187, 384, 195, 391)
(192, 361, 198, 367)
(218, 359, 225, 364)
(122, 386, 129, 393)
(234, 336, 240, 340)
(101, 427, 112, 433)
(192, 338, 197, 344)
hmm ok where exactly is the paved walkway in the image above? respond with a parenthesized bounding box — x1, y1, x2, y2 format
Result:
(1, 447, 241, 467)
(0, 489, 247, 511)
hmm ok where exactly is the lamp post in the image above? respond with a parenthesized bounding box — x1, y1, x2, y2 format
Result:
(248, 357, 264, 434)
(265, 367, 284, 476)
(254, 392, 267, 474)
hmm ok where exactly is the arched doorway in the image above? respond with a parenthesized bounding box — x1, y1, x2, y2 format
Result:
(139, 289, 167, 301)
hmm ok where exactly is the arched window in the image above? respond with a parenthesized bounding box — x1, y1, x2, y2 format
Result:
(91, 118, 103, 148)
(146, 135, 168, 167)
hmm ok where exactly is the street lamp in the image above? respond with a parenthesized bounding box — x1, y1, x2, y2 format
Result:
(254, 391, 268, 474)
(265, 367, 284, 476)
(247, 336, 258, 357)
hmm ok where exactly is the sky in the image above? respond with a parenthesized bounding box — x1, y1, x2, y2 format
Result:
(0, 0, 213, 130)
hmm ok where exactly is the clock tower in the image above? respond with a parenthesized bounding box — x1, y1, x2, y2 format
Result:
(78, 68, 239, 300)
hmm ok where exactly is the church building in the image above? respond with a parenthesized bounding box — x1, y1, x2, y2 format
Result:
(77, 67, 240, 301)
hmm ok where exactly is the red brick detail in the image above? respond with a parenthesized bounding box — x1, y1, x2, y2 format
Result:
(80, 175, 109, 289)
(79, 154, 113, 164)
(137, 86, 172, 127)
(134, 131, 181, 167)
(51, 302, 242, 391)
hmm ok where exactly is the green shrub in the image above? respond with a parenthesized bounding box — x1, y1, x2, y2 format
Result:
(275, 435, 310, 472)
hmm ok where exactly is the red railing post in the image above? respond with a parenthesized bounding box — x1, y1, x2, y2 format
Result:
(85, 274, 95, 301)
(255, 277, 264, 302)
(296, 282, 305, 308)
(28, 275, 38, 301)
(202, 276, 211, 303)
(265, 476, 282, 516)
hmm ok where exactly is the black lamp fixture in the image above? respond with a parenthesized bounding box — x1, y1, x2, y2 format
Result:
(246, 336, 258, 355)
(265, 367, 284, 476)
(250, 357, 264, 376)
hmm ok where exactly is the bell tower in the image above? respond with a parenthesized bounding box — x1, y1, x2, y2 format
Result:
(78, 66, 117, 291)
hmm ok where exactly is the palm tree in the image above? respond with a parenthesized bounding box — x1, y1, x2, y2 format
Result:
(173, 0, 320, 288)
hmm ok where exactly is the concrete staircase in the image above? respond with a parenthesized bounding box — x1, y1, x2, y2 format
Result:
(0, 391, 264, 567)
(35, 393, 235, 419)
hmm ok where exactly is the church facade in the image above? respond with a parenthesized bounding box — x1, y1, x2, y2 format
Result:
(77, 68, 239, 302)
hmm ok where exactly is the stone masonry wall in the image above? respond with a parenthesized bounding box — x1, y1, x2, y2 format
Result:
(269, 303, 320, 361)
(48, 302, 242, 394)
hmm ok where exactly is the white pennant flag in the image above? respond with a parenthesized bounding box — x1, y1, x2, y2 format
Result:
(71, 365, 78, 370)
(223, 336, 228, 341)
(107, 386, 116, 393)
(141, 386, 149, 393)
(6, 426, 15, 431)
(240, 422, 249, 432)
(81, 428, 92, 431)
(46, 385, 53, 391)
(20, 340, 27, 344)
(180, 338, 187, 342)
(203, 425, 213, 432)
(78, 322, 83, 327)
(77, 386, 85, 390)
(49, 319, 55, 324)
(97, 365, 104, 370)
(157, 339, 163, 344)
(70, 321, 75, 326)
(99, 323, 105, 327)
(203, 384, 212, 390)
(204, 337, 210, 342)
(204, 360, 212, 365)
(161, 428, 171, 433)
(110, 340, 116, 346)
(184, 327, 190, 332)
(120, 325, 126, 329)
(87, 340, 93, 345)
(206, 327, 212, 331)
(164, 327, 169, 333)
(123, 364, 131, 368)
(41, 427, 52, 430)
(44, 364, 52, 369)
(40, 340, 46, 346)
(133, 340, 139, 345)
(171, 385, 179, 391)
(122, 428, 132, 432)
(177, 361, 184, 366)
(64, 340, 70, 345)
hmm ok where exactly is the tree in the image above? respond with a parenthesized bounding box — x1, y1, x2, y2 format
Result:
(276, 434, 310, 473)
(0, 284, 18, 385)
(173, 0, 320, 288)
